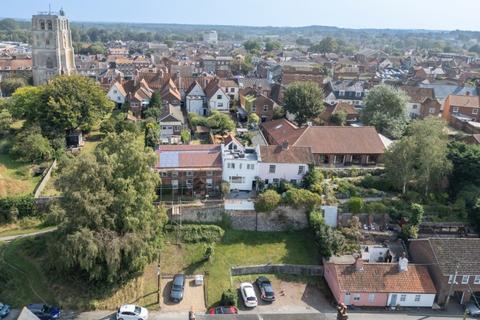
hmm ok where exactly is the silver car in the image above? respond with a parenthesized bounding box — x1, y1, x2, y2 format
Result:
(466, 302, 480, 318)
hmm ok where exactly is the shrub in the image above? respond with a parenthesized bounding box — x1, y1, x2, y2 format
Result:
(0, 195, 36, 223)
(284, 188, 321, 210)
(302, 166, 324, 191)
(221, 288, 238, 307)
(164, 224, 225, 243)
(364, 201, 388, 214)
(347, 197, 364, 214)
(255, 189, 281, 212)
(336, 180, 360, 197)
(11, 127, 53, 163)
(309, 210, 346, 259)
(360, 174, 391, 191)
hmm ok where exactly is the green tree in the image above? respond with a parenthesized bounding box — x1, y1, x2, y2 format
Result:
(410, 203, 424, 226)
(0, 109, 12, 135)
(302, 166, 324, 193)
(207, 111, 235, 134)
(309, 37, 338, 54)
(144, 121, 159, 149)
(0, 77, 27, 97)
(243, 39, 262, 53)
(409, 117, 451, 196)
(447, 142, 480, 195)
(347, 197, 364, 214)
(309, 210, 346, 259)
(12, 76, 114, 136)
(51, 131, 165, 283)
(255, 190, 281, 213)
(265, 39, 281, 52)
(148, 91, 163, 109)
(384, 136, 417, 194)
(361, 85, 408, 139)
(180, 129, 191, 144)
(330, 111, 347, 126)
(247, 112, 260, 126)
(284, 81, 325, 126)
(11, 126, 53, 163)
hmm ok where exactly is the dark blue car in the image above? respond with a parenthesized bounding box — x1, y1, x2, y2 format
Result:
(0, 303, 10, 318)
(27, 304, 60, 320)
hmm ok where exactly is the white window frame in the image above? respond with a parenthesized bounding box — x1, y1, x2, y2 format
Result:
(448, 275, 456, 284)
(353, 293, 361, 301)
(452, 107, 459, 113)
(414, 295, 421, 302)
(473, 108, 479, 115)
(429, 107, 436, 114)
(368, 293, 375, 303)
(269, 165, 276, 173)
(462, 275, 470, 284)
(400, 294, 407, 302)
(298, 165, 305, 175)
(474, 276, 480, 284)
(186, 171, 193, 177)
(339, 90, 345, 96)
(171, 180, 179, 189)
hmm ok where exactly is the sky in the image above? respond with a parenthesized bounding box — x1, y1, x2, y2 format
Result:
(2, 0, 480, 31)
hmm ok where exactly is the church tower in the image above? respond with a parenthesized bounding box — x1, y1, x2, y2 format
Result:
(31, 9, 76, 85)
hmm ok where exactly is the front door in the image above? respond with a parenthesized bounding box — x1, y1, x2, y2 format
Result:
(344, 292, 351, 305)
(390, 294, 397, 306)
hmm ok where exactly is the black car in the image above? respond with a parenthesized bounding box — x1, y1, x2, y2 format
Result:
(26, 304, 61, 320)
(170, 274, 186, 303)
(255, 276, 275, 302)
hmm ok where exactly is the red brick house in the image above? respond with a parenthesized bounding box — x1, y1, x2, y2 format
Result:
(155, 144, 222, 196)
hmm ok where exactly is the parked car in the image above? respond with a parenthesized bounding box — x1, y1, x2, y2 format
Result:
(466, 302, 480, 317)
(207, 306, 238, 314)
(240, 282, 258, 308)
(116, 304, 149, 320)
(255, 276, 276, 302)
(170, 274, 186, 303)
(26, 304, 60, 320)
(0, 303, 10, 318)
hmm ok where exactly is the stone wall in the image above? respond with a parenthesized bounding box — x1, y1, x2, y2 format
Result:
(33, 159, 57, 198)
(168, 201, 225, 223)
(229, 206, 308, 231)
(231, 264, 324, 277)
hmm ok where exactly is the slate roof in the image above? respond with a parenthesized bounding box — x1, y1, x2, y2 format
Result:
(260, 145, 313, 164)
(330, 80, 365, 92)
(159, 104, 185, 123)
(329, 263, 437, 294)
(204, 79, 224, 99)
(420, 84, 478, 100)
(156, 145, 221, 170)
(412, 238, 480, 275)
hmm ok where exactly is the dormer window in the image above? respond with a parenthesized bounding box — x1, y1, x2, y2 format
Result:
(339, 90, 345, 97)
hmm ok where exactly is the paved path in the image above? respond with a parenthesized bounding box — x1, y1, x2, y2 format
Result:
(0, 227, 57, 242)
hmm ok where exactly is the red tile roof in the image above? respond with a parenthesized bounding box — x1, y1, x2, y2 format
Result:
(261, 118, 306, 145)
(260, 145, 313, 164)
(329, 262, 437, 294)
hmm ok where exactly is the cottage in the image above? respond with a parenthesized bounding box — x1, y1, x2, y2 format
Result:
(185, 80, 207, 116)
(324, 256, 437, 308)
(325, 80, 367, 108)
(158, 104, 186, 144)
(205, 79, 230, 113)
(399, 86, 441, 119)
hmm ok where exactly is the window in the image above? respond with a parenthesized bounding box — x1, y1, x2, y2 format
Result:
(462, 275, 470, 284)
(353, 293, 360, 301)
(448, 275, 456, 284)
(298, 166, 305, 175)
(230, 88, 235, 93)
(263, 105, 268, 112)
(161, 172, 168, 177)
(368, 293, 375, 303)
(206, 178, 213, 188)
(186, 179, 193, 188)
(412, 104, 418, 109)
(414, 295, 421, 302)
(45, 38, 50, 46)
(429, 107, 436, 114)
(230, 176, 244, 184)
(452, 107, 459, 113)
(47, 20, 52, 30)
(217, 94, 222, 99)
(290, 179, 297, 185)
(239, 163, 243, 170)
(247, 164, 254, 170)
(355, 91, 362, 98)
(171, 180, 178, 189)
(218, 102, 224, 108)
(186, 171, 193, 177)
(273, 178, 280, 185)
(473, 108, 479, 115)
(40, 20, 45, 30)
(207, 171, 213, 176)
(339, 90, 345, 96)
(252, 106, 256, 112)
(228, 163, 235, 169)
(269, 165, 276, 173)
(171, 171, 178, 177)
(474, 276, 480, 284)
(400, 294, 407, 302)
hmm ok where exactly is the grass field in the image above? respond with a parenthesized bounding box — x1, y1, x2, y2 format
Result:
(0, 229, 318, 310)
(161, 230, 319, 306)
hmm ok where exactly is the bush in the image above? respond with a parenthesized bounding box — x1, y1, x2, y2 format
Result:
(164, 224, 225, 243)
(221, 288, 238, 307)
(284, 188, 322, 210)
(360, 174, 391, 191)
(336, 180, 360, 198)
(309, 210, 346, 259)
(302, 166, 324, 191)
(364, 201, 388, 214)
(347, 197, 364, 214)
(11, 127, 53, 163)
(0, 195, 36, 223)
(255, 189, 281, 212)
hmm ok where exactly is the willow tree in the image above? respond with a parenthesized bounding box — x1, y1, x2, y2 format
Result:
(50, 131, 165, 283)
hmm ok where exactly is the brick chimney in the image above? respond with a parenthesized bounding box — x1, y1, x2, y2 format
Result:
(354, 255, 364, 272)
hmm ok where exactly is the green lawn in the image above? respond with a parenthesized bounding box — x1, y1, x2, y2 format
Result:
(161, 230, 319, 306)
(0, 137, 42, 197)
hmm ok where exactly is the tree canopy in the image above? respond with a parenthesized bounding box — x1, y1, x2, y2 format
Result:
(0, 77, 27, 97)
(309, 37, 338, 54)
(9, 75, 114, 136)
(361, 85, 408, 139)
(50, 131, 165, 283)
(284, 81, 325, 126)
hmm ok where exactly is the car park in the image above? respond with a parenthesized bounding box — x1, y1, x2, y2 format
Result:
(116, 304, 149, 320)
(0, 303, 10, 319)
(240, 282, 258, 308)
(170, 274, 186, 303)
(255, 276, 276, 302)
(26, 304, 60, 320)
(207, 306, 238, 314)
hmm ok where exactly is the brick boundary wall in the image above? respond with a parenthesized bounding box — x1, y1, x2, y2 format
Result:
(231, 264, 324, 277)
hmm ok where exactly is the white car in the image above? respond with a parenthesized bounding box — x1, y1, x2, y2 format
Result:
(116, 304, 149, 320)
(240, 282, 258, 308)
